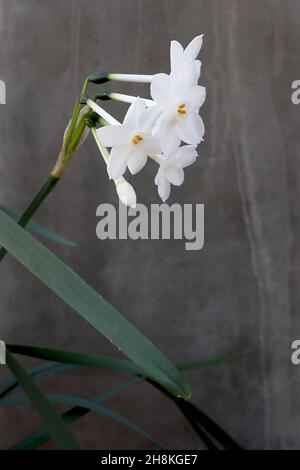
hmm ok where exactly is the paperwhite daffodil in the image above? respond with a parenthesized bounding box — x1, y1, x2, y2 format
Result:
(170, 35, 203, 83)
(151, 62, 206, 154)
(153, 145, 198, 202)
(97, 98, 161, 179)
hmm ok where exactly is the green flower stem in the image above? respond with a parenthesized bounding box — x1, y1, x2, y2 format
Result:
(0, 175, 60, 262)
(63, 78, 90, 154)
(0, 79, 94, 264)
(91, 126, 109, 163)
(66, 112, 89, 156)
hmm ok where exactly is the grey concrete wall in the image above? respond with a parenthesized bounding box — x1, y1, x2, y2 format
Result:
(0, 0, 299, 450)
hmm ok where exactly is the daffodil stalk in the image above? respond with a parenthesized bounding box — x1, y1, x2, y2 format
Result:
(108, 73, 154, 83)
(98, 90, 155, 107)
(87, 72, 154, 84)
(0, 82, 93, 262)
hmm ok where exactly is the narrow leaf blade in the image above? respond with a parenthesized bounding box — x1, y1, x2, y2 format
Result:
(0, 209, 189, 398)
(8, 344, 143, 375)
(5, 349, 79, 450)
(0, 204, 77, 247)
(2, 390, 163, 449)
(9, 380, 139, 450)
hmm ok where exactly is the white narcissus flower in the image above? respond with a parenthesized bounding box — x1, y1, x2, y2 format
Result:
(170, 35, 203, 83)
(150, 62, 206, 155)
(154, 145, 198, 202)
(97, 98, 161, 179)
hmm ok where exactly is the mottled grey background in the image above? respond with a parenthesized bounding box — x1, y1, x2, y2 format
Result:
(0, 0, 299, 450)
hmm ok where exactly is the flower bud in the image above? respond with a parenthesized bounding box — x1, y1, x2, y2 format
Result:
(115, 179, 137, 208)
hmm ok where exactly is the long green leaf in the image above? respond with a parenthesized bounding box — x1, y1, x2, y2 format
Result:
(0, 362, 76, 399)
(174, 399, 221, 450)
(148, 380, 242, 450)
(0, 345, 237, 449)
(7, 344, 231, 376)
(5, 349, 79, 450)
(0, 347, 231, 405)
(9, 381, 138, 450)
(0, 204, 77, 247)
(2, 389, 164, 449)
(0, 209, 189, 398)
(176, 399, 242, 450)
(8, 344, 143, 375)
(178, 356, 233, 371)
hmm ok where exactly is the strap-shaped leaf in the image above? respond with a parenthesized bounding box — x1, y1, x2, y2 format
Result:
(0, 204, 77, 247)
(8, 344, 143, 375)
(7, 344, 232, 376)
(0, 209, 189, 398)
(5, 349, 79, 450)
(0, 362, 76, 399)
(149, 380, 242, 450)
(1, 390, 164, 449)
(8, 381, 139, 450)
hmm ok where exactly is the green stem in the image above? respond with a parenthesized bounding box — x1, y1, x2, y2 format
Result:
(0, 78, 93, 264)
(0, 175, 59, 262)
(63, 78, 90, 154)
(66, 112, 88, 156)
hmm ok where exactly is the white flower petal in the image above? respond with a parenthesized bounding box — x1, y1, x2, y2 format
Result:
(184, 35, 203, 60)
(150, 73, 172, 105)
(123, 98, 146, 129)
(157, 177, 171, 202)
(176, 145, 198, 168)
(178, 112, 205, 145)
(141, 104, 162, 133)
(173, 61, 198, 95)
(97, 125, 130, 147)
(154, 166, 163, 186)
(126, 146, 148, 175)
(186, 86, 206, 110)
(159, 119, 181, 155)
(166, 166, 184, 186)
(107, 146, 129, 179)
(193, 60, 202, 82)
(145, 135, 161, 155)
(170, 40, 184, 71)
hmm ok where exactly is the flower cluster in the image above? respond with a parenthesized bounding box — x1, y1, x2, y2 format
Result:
(91, 35, 205, 206)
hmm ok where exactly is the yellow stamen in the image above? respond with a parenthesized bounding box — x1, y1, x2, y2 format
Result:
(177, 103, 187, 115)
(132, 134, 143, 144)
